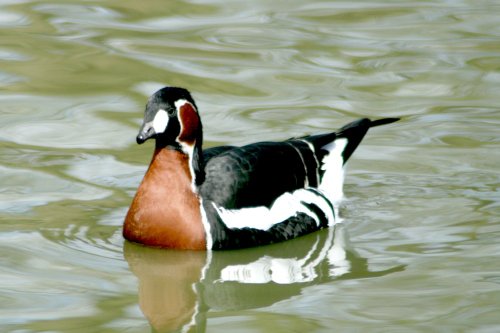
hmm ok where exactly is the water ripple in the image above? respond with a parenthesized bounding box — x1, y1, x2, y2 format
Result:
(0, 94, 136, 149)
(0, 165, 111, 214)
(0, 9, 30, 27)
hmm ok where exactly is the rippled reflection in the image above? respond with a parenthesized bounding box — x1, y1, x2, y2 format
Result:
(125, 226, 404, 332)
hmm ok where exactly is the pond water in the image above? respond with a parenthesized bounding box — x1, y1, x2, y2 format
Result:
(1, 0, 499, 332)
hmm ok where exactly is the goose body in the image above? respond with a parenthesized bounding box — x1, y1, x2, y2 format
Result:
(123, 87, 398, 250)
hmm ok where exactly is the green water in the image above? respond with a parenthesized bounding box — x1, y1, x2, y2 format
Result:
(1, 1, 499, 332)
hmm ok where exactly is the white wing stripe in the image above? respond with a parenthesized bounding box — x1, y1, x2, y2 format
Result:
(213, 188, 335, 231)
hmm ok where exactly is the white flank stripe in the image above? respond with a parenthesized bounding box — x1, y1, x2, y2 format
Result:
(213, 188, 335, 231)
(285, 142, 308, 187)
(319, 138, 348, 204)
(199, 199, 213, 250)
(299, 139, 320, 185)
(294, 189, 335, 224)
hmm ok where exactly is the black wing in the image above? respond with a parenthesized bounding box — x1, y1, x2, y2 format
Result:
(199, 117, 399, 210)
(200, 140, 319, 209)
(203, 145, 234, 163)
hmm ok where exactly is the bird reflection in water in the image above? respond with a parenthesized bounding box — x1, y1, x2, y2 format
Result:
(124, 225, 403, 332)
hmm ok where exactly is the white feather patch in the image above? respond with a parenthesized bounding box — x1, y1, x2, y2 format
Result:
(177, 141, 197, 193)
(174, 98, 199, 192)
(152, 109, 168, 134)
(213, 188, 335, 231)
(174, 98, 190, 111)
(319, 138, 348, 205)
(199, 199, 213, 250)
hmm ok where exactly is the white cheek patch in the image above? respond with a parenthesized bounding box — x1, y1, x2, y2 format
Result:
(152, 109, 169, 134)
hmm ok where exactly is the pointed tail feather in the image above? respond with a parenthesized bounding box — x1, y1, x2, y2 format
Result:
(369, 117, 400, 128)
(336, 117, 399, 164)
(302, 117, 400, 167)
(303, 117, 399, 204)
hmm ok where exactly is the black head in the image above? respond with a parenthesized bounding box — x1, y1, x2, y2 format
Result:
(136, 87, 202, 149)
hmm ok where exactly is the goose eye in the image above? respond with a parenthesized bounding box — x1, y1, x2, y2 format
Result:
(167, 107, 176, 116)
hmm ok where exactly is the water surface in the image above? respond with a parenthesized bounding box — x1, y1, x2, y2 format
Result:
(1, 1, 499, 332)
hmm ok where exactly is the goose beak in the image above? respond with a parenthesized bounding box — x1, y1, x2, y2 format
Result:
(136, 122, 155, 144)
